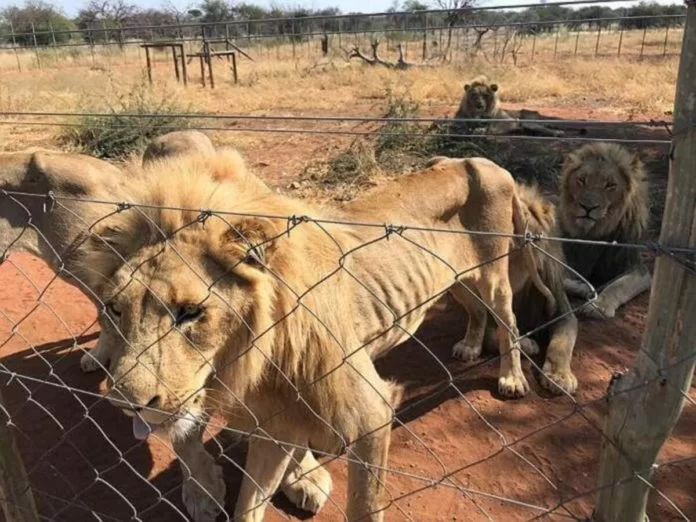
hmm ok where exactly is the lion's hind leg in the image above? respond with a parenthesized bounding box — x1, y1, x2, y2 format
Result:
(450, 283, 487, 362)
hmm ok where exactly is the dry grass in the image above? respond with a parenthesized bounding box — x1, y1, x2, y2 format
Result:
(0, 26, 679, 187)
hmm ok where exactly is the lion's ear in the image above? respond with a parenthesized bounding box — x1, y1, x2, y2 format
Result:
(630, 154, 645, 178)
(464, 83, 471, 92)
(562, 151, 581, 174)
(490, 83, 499, 92)
(77, 212, 151, 290)
(221, 217, 278, 268)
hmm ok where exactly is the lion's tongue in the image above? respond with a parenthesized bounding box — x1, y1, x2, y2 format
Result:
(132, 415, 153, 441)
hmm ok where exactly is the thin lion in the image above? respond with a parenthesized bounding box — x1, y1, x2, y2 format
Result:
(65, 150, 553, 521)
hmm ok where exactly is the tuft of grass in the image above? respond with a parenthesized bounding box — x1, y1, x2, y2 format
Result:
(298, 140, 379, 201)
(60, 79, 194, 159)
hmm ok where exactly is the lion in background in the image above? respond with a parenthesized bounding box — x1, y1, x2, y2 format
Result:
(453, 75, 566, 138)
(559, 142, 652, 318)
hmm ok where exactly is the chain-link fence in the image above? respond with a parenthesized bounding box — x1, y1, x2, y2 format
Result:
(0, 2, 694, 522)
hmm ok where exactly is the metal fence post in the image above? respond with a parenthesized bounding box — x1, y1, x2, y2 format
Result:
(593, 3, 696, 520)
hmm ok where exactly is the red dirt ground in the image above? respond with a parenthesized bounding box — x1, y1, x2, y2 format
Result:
(0, 250, 694, 522)
(0, 105, 693, 521)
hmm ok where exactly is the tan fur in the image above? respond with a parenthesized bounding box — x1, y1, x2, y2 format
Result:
(142, 130, 216, 165)
(453, 76, 565, 137)
(71, 152, 554, 521)
(423, 162, 578, 394)
(508, 183, 578, 394)
(559, 142, 652, 319)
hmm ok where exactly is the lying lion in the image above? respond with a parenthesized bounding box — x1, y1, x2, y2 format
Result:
(559, 142, 652, 319)
(453, 76, 566, 138)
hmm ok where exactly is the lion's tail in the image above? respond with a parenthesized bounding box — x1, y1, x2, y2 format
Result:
(512, 193, 557, 317)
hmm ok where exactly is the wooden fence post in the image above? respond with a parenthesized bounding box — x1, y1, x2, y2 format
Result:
(593, 3, 696, 521)
(31, 23, 41, 69)
(9, 21, 21, 72)
(0, 388, 40, 522)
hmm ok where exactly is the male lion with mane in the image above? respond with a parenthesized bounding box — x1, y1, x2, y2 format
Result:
(453, 76, 566, 137)
(62, 150, 557, 522)
(559, 142, 652, 318)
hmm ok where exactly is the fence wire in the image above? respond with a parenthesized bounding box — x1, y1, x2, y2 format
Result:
(0, 155, 693, 522)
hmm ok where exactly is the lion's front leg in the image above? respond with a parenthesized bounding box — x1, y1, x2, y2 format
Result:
(281, 448, 332, 514)
(579, 265, 652, 320)
(234, 437, 294, 522)
(540, 314, 578, 395)
(173, 426, 226, 522)
(564, 276, 594, 300)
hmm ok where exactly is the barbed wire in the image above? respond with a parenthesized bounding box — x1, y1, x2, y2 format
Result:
(0, 110, 676, 127)
(0, 121, 674, 145)
(0, 0, 678, 40)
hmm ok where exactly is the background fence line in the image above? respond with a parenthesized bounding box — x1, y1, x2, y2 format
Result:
(0, 3, 687, 73)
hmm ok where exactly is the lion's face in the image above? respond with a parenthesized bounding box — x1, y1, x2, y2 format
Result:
(560, 153, 631, 236)
(98, 223, 274, 440)
(463, 82, 498, 118)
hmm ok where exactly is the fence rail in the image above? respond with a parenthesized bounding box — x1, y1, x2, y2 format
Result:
(0, 8, 686, 73)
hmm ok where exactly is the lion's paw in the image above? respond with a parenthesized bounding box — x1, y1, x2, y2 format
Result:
(579, 299, 616, 320)
(452, 339, 482, 362)
(540, 364, 578, 395)
(498, 372, 530, 398)
(281, 463, 332, 514)
(520, 338, 540, 356)
(182, 463, 226, 522)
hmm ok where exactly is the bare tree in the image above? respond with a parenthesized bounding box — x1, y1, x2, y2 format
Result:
(432, 0, 477, 61)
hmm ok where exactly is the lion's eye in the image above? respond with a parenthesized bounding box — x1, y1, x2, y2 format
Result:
(174, 304, 203, 326)
(105, 302, 121, 318)
(606, 182, 617, 190)
(577, 177, 586, 186)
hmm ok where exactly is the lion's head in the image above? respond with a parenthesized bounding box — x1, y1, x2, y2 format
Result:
(559, 142, 649, 240)
(459, 76, 499, 118)
(81, 151, 295, 440)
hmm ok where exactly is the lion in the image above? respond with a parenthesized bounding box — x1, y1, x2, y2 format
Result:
(65, 150, 557, 522)
(0, 132, 267, 375)
(559, 142, 652, 319)
(453, 76, 566, 138)
(141, 129, 216, 165)
(443, 174, 578, 395)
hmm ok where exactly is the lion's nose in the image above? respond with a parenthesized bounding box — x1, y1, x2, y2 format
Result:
(135, 395, 161, 412)
(580, 203, 599, 214)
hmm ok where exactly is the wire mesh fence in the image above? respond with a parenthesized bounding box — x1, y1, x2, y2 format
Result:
(0, 1, 695, 521)
(0, 132, 694, 521)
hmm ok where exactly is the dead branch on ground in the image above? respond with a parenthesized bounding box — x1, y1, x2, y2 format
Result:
(347, 40, 431, 69)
